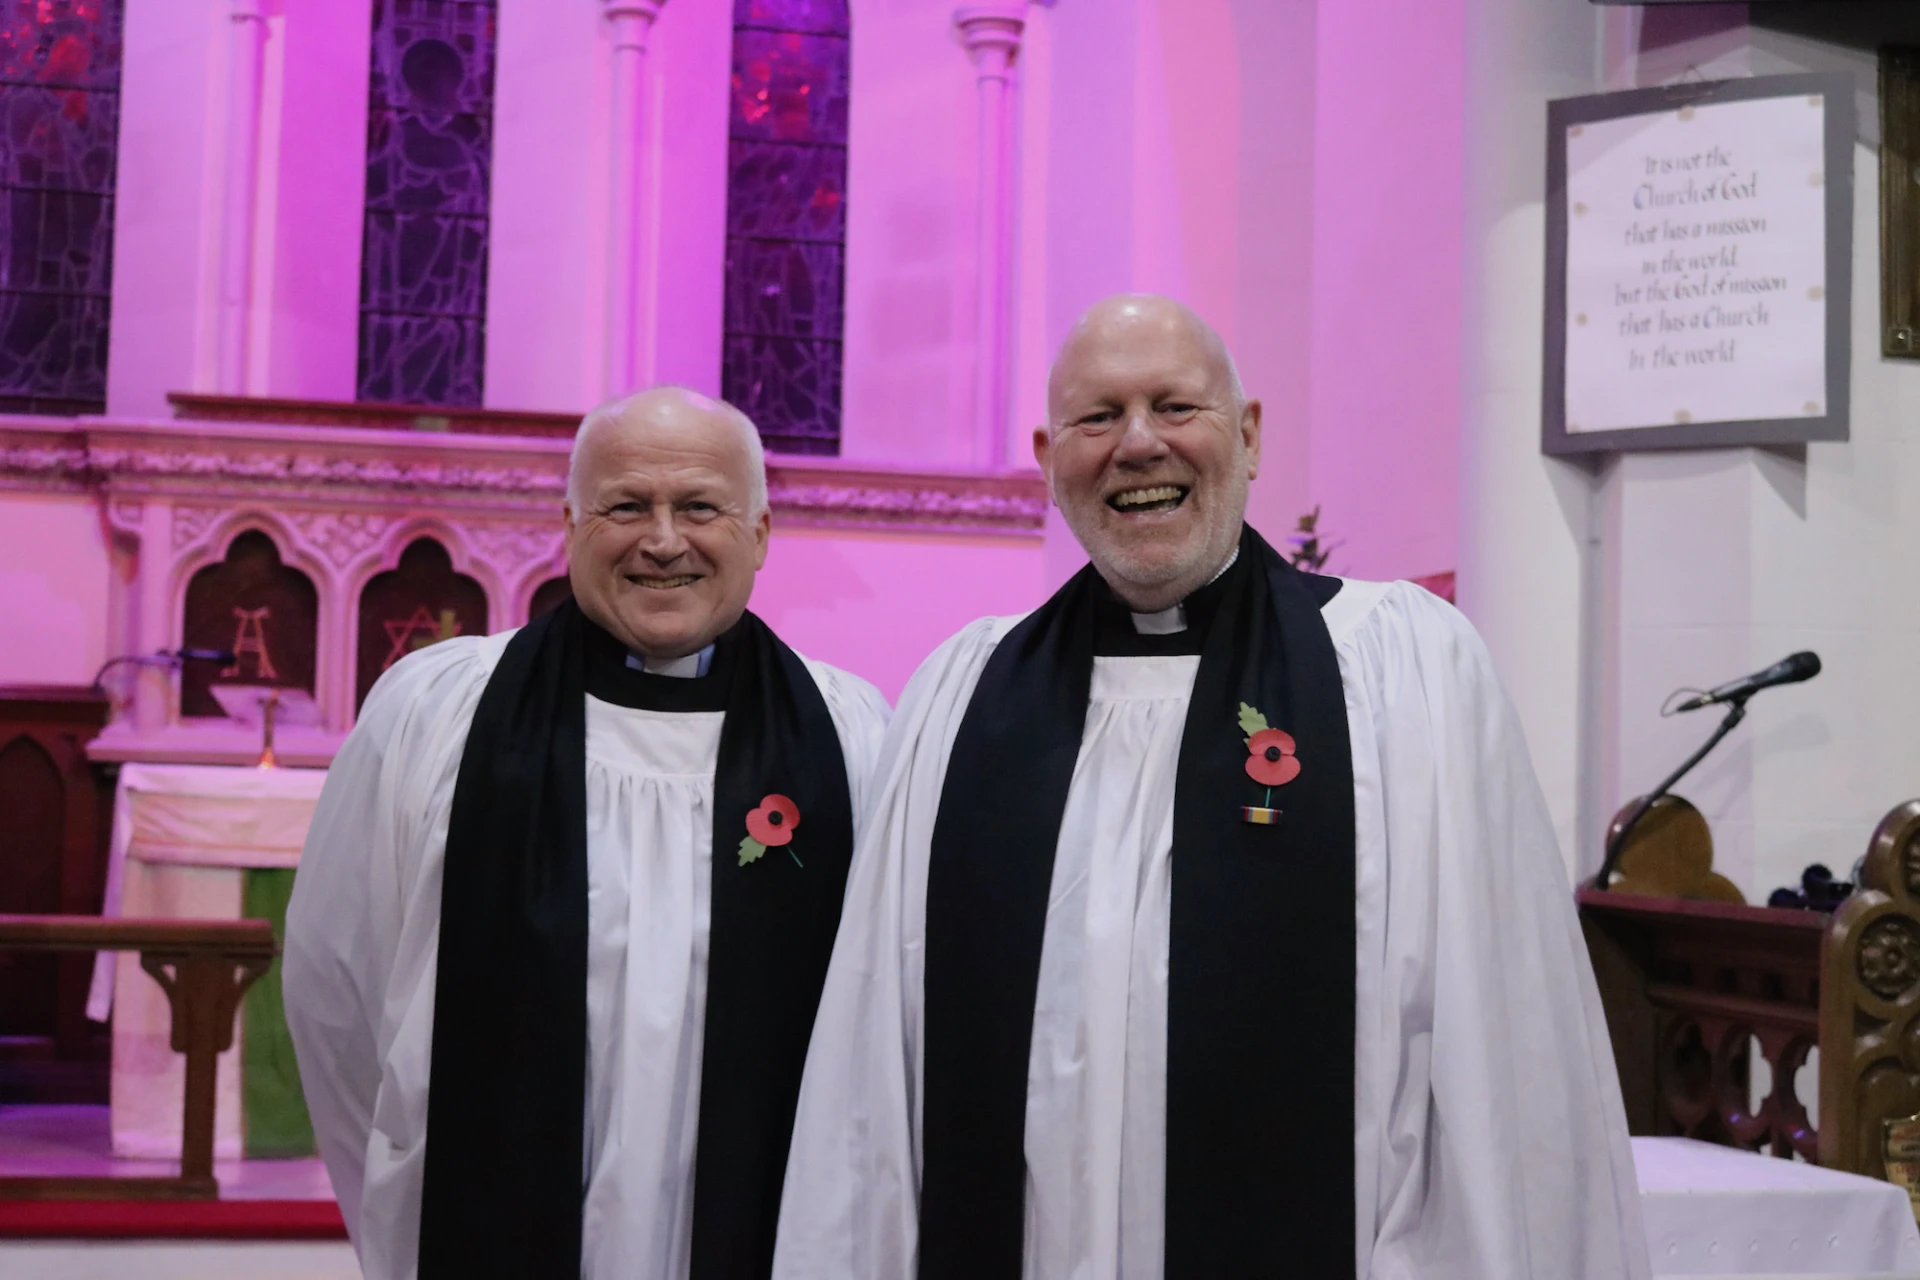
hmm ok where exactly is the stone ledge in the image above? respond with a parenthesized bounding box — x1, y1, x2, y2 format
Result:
(0, 414, 1048, 537)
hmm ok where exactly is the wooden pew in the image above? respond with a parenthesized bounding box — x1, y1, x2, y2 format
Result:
(0, 915, 277, 1200)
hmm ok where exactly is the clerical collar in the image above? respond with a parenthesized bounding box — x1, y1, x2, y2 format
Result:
(1127, 546, 1242, 635)
(583, 618, 733, 712)
(625, 645, 714, 678)
(1093, 544, 1246, 657)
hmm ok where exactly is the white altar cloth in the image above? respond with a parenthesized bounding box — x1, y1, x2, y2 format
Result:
(1635, 1137, 1920, 1278)
(82, 763, 327, 1159)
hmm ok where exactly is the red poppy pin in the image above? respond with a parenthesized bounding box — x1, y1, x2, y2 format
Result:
(1238, 702, 1298, 825)
(740, 793, 804, 867)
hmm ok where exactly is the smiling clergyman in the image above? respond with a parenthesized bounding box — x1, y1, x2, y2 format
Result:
(771, 296, 1652, 1280)
(283, 388, 888, 1280)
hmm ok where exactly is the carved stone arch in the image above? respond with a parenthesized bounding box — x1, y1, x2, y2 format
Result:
(173, 517, 324, 720)
(351, 530, 492, 711)
(166, 507, 337, 616)
(341, 516, 504, 624)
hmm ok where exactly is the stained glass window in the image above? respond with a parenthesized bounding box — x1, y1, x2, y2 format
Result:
(722, 0, 849, 455)
(0, 0, 122, 415)
(356, 0, 496, 407)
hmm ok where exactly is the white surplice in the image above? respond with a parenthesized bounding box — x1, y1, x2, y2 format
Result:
(773, 578, 1652, 1280)
(282, 628, 889, 1280)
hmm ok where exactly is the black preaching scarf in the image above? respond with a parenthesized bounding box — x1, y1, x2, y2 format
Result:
(419, 598, 855, 1280)
(919, 524, 1355, 1279)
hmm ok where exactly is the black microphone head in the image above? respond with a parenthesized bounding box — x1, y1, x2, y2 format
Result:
(175, 648, 237, 663)
(1784, 651, 1821, 681)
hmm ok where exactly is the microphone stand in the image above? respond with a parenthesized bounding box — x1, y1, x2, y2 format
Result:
(1594, 695, 1749, 891)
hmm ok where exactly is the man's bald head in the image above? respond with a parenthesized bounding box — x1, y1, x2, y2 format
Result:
(568, 386, 768, 517)
(1033, 293, 1261, 612)
(562, 385, 773, 659)
(1045, 295, 1245, 437)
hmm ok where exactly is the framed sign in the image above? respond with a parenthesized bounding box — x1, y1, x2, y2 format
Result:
(1543, 74, 1853, 454)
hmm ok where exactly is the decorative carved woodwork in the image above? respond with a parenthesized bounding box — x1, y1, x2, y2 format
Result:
(1582, 798, 1920, 1187)
(0, 686, 112, 1098)
(1605, 794, 1744, 902)
(1820, 800, 1920, 1178)
(0, 915, 276, 1200)
(354, 536, 488, 709)
(1580, 888, 1823, 1160)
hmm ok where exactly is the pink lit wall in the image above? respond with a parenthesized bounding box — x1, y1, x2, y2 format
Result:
(0, 491, 113, 685)
(1306, 0, 1464, 584)
(106, 0, 223, 415)
(753, 527, 1047, 700)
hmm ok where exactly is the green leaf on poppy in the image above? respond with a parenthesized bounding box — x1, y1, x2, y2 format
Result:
(738, 835, 768, 867)
(1237, 701, 1269, 743)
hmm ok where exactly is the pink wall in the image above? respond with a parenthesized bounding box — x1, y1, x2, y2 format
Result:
(107, 0, 222, 415)
(754, 527, 1046, 700)
(260, 0, 372, 401)
(0, 493, 113, 684)
(1305, 0, 1464, 584)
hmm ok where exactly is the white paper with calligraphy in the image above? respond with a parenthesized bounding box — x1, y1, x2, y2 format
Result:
(1564, 92, 1828, 434)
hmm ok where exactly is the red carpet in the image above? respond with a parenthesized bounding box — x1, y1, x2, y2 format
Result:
(0, 1199, 347, 1239)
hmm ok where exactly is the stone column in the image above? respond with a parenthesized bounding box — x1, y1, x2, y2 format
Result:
(956, 2, 1026, 470)
(602, 0, 669, 400)
(216, 0, 270, 394)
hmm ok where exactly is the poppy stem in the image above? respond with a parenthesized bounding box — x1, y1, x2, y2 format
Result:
(1265, 787, 1272, 807)
(789, 847, 804, 868)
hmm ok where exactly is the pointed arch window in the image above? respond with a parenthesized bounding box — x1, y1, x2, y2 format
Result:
(722, 0, 849, 455)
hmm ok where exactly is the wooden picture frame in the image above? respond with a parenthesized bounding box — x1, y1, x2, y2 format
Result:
(1882, 48, 1920, 358)
(1543, 73, 1854, 455)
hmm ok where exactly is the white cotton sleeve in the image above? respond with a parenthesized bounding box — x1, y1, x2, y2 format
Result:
(775, 616, 1017, 1280)
(802, 658, 893, 837)
(1340, 582, 1651, 1280)
(281, 637, 497, 1254)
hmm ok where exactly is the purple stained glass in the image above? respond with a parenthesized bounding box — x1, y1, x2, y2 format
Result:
(725, 240, 842, 340)
(722, 335, 841, 456)
(723, 4, 847, 454)
(0, 0, 120, 415)
(733, 0, 848, 37)
(357, 314, 484, 407)
(357, 0, 495, 407)
(730, 31, 849, 146)
(0, 0, 123, 90)
(725, 141, 844, 241)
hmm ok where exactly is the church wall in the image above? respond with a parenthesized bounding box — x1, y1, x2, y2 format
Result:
(1464, 2, 1920, 896)
(0, 492, 113, 685)
(753, 525, 1046, 700)
(1460, 0, 1606, 878)
(106, 0, 226, 416)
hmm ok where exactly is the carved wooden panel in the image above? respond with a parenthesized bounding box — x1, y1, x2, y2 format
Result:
(354, 537, 488, 709)
(1579, 889, 1824, 1160)
(0, 685, 111, 1099)
(180, 530, 319, 718)
(1820, 800, 1920, 1179)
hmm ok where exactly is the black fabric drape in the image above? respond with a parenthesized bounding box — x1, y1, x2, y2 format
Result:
(420, 598, 854, 1280)
(919, 525, 1356, 1279)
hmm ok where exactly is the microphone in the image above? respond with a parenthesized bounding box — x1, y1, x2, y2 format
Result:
(1672, 651, 1820, 712)
(171, 648, 237, 664)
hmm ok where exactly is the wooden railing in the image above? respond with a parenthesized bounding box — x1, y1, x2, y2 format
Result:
(1581, 798, 1920, 1184)
(1580, 888, 1824, 1159)
(0, 916, 277, 1200)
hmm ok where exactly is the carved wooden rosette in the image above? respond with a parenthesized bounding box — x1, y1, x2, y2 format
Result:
(1819, 800, 1920, 1179)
